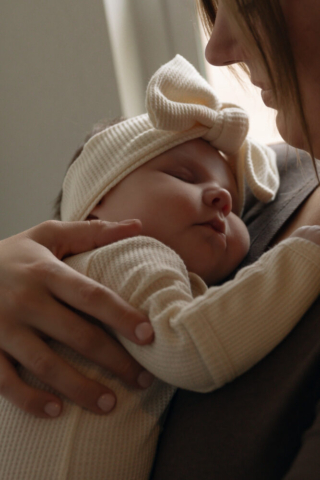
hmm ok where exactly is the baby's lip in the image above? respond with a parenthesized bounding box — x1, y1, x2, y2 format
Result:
(199, 217, 226, 235)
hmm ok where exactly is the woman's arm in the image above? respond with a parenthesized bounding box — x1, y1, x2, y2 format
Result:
(0, 220, 154, 418)
(66, 235, 320, 392)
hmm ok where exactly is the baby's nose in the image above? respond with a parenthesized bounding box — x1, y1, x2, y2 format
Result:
(203, 187, 232, 216)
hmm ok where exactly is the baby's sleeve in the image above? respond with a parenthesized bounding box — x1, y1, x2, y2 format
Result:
(65, 236, 320, 393)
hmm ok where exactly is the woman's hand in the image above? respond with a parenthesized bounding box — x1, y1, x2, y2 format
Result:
(0, 219, 154, 418)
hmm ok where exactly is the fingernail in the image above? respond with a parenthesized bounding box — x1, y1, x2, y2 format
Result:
(135, 322, 154, 341)
(138, 370, 154, 388)
(119, 219, 140, 225)
(44, 402, 61, 418)
(97, 393, 116, 413)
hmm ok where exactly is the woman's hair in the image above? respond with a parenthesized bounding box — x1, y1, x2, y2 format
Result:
(53, 117, 126, 220)
(197, 0, 316, 171)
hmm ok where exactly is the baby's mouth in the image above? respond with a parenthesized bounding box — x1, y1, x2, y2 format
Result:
(199, 218, 226, 235)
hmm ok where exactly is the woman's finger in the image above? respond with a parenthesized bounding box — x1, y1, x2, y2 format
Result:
(27, 219, 142, 259)
(3, 328, 122, 416)
(16, 296, 153, 388)
(0, 317, 154, 417)
(0, 352, 63, 418)
(41, 260, 154, 344)
(10, 220, 154, 344)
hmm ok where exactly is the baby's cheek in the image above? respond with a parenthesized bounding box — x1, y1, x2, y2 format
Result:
(231, 218, 250, 260)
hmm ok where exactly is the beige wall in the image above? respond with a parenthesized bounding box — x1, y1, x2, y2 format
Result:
(0, 1, 121, 238)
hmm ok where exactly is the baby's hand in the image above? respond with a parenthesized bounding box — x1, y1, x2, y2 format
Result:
(290, 225, 320, 246)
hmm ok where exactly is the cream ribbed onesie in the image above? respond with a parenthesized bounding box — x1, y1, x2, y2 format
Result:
(1, 235, 320, 480)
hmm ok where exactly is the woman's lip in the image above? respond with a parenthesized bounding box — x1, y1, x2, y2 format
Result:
(261, 89, 277, 108)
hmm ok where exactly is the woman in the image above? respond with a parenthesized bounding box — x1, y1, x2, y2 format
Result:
(0, 0, 319, 476)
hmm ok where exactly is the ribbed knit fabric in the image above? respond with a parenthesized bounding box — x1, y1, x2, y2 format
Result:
(61, 55, 279, 221)
(1, 235, 320, 479)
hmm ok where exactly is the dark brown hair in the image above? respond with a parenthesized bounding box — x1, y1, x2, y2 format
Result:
(53, 117, 126, 220)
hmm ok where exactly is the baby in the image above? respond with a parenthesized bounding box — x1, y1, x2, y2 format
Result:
(1, 55, 320, 480)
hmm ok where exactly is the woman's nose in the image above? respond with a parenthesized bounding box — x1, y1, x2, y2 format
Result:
(205, 3, 245, 67)
(202, 186, 232, 216)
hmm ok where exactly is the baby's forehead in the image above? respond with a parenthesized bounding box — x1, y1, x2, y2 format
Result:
(146, 138, 240, 213)
(150, 138, 231, 171)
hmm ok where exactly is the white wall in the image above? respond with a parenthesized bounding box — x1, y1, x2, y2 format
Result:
(0, 1, 121, 238)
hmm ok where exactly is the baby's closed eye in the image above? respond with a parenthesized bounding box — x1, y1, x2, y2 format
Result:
(165, 168, 195, 183)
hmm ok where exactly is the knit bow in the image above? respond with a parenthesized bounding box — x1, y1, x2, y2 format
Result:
(147, 55, 249, 155)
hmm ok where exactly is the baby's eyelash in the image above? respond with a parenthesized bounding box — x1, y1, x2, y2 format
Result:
(168, 171, 194, 183)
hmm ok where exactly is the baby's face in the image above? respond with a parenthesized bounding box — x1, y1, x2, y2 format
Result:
(90, 139, 250, 285)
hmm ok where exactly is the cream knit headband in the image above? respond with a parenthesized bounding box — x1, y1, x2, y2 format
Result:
(61, 55, 279, 221)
